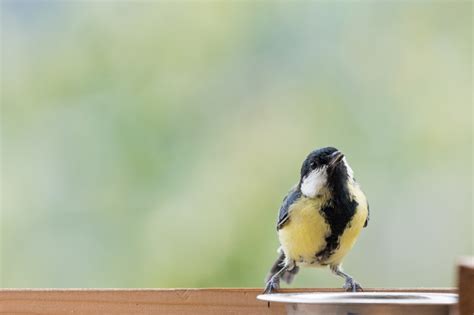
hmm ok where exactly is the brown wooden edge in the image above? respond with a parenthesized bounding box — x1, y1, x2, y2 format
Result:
(458, 257, 474, 315)
(0, 288, 456, 315)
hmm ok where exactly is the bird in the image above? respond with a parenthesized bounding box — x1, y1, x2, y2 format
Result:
(263, 147, 369, 294)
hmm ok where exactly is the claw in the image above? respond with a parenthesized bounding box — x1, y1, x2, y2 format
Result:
(343, 278, 363, 292)
(263, 276, 280, 294)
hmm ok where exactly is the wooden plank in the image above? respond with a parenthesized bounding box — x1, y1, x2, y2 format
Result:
(458, 257, 474, 315)
(0, 288, 455, 315)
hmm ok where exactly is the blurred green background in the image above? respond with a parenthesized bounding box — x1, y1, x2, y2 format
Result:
(1, 1, 472, 289)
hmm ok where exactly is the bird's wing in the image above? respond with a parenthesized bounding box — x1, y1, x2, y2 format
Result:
(277, 185, 302, 230)
(364, 201, 370, 228)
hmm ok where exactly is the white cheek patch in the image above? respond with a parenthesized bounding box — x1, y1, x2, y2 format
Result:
(342, 157, 354, 180)
(301, 167, 328, 198)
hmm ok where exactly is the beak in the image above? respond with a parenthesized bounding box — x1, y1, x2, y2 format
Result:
(328, 151, 344, 167)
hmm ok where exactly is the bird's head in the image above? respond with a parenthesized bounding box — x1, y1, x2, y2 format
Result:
(299, 147, 354, 198)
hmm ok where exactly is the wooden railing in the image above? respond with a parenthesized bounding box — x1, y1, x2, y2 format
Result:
(0, 288, 457, 315)
(1, 258, 472, 315)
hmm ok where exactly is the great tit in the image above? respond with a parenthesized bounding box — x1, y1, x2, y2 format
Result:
(264, 147, 369, 293)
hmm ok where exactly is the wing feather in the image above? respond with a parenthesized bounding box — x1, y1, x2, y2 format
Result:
(364, 201, 370, 228)
(276, 185, 302, 230)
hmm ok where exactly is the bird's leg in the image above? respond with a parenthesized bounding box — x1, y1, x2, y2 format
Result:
(330, 264, 363, 292)
(263, 264, 288, 294)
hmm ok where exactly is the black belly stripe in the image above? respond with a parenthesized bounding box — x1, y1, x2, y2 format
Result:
(315, 163, 359, 263)
(315, 198, 358, 262)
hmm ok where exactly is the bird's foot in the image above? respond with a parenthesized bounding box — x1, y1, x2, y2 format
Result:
(263, 276, 280, 294)
(343, 278, 363, 292)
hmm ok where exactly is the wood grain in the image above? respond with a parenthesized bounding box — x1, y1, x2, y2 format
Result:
(0, 288, 455, 315)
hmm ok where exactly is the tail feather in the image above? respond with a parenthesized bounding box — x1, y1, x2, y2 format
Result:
(265, 252, 299, 285)
(281, 265, 299, 284)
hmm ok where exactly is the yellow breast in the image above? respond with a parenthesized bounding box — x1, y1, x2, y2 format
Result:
(278, 183, 368, 266)
(278, 197, 329, 265)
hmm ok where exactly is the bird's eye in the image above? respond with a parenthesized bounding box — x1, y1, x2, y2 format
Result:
(310, 161, 317, 169)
